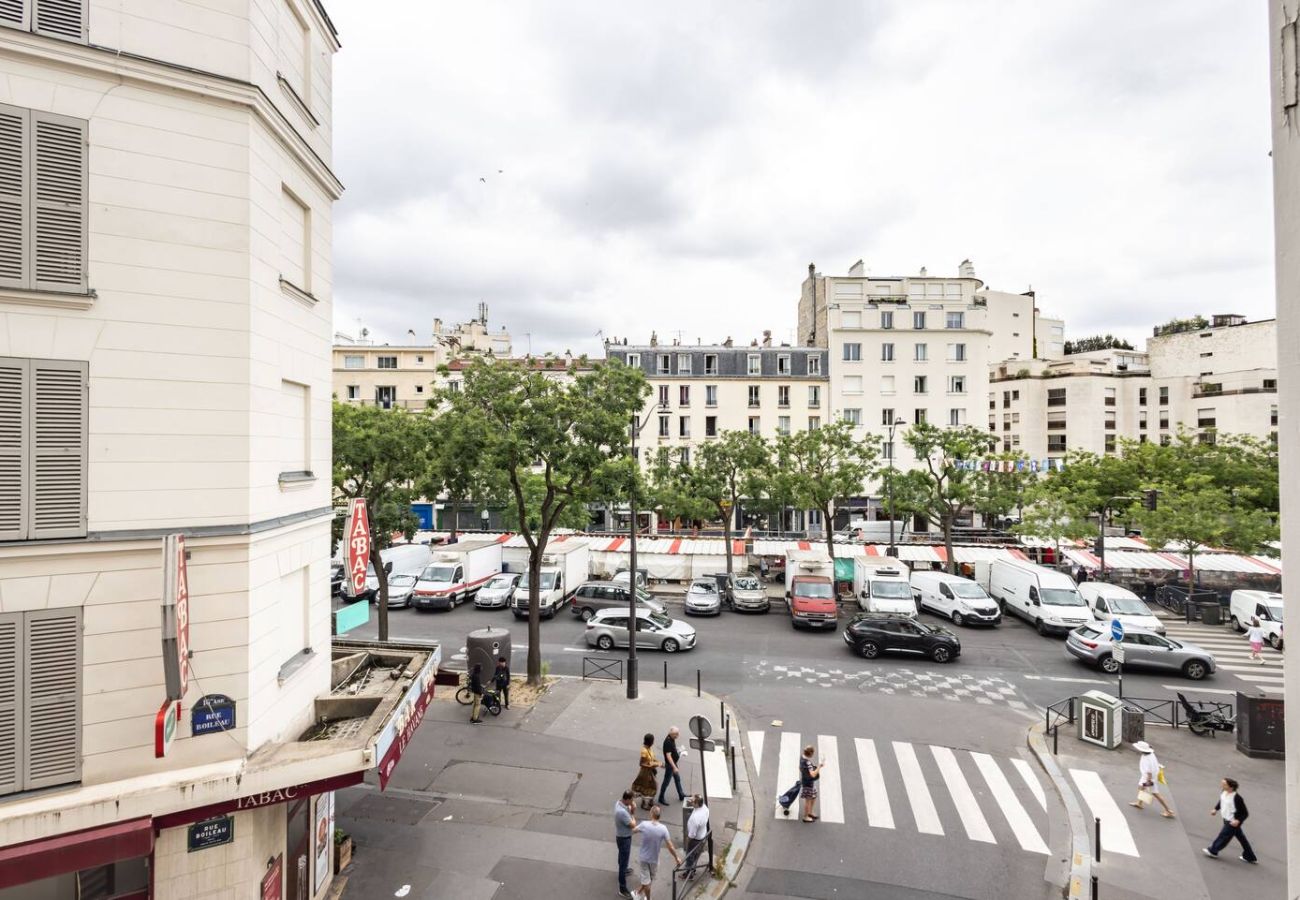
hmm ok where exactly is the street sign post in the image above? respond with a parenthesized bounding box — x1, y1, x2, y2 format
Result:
(689, 716, 713, 804)
(1111, 619, 1125, 696)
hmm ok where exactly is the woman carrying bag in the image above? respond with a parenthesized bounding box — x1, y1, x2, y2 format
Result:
(632, 733, 661, 810)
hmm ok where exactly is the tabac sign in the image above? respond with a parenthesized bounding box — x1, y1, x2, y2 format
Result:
(161, 534, 191, 701)
(343, 499, 371, 598)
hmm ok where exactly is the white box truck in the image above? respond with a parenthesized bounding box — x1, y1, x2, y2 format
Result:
(852, 558, 916, 615)
(410, 539, 504, 611)
(512, 540, 592, 619)
(989, 558, 1091, 636)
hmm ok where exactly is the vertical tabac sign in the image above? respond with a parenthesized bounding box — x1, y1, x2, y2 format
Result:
(343, 499, 372, 598)
(162, 534, 191, 701)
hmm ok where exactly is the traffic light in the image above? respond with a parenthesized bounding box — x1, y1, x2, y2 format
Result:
(1142, 489, 1159, 511)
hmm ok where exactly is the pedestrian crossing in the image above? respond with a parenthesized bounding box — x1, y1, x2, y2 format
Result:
(1160, 622, 1285, 692)
(747, 729, 1145, 856)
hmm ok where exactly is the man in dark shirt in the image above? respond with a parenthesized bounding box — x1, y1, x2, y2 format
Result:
(658, 726, 686, 805)
(468, 663, 484, 724)
(494, 656, 511, 709)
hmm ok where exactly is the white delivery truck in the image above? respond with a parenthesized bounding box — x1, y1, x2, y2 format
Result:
(410, 538, 504, 611)
(852, 559, 917, 615)
(512, 540, 591, 619)
(989, 558, 1091, 636)
(1229, 590, 1284, 648)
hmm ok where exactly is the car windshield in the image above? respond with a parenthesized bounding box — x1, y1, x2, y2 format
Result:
(796, 582, 834, 599)
(646, 612, 673, 629)
(635, 587, 655, 604)
(390, 574, 418, 587)
(871, 581, 912, 599)
(1042, 588, 1086, 607)
(734, 577, 760, 591)
(486, 575, 516, 590)
(1266, 604, 1285, 623)
(950, 582, 988, 600)
(692, 583, 716, 593)
(420, 565, 457, 582)
(523, 573, 559, 591)
(1107, 597, 1149, 615)
(1075, 625, 1102, 639)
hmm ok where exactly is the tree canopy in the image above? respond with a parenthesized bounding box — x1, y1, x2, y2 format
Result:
(776, 421, 879, 562)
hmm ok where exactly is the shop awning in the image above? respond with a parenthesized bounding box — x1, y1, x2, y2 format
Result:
(0, 817, 152, 890)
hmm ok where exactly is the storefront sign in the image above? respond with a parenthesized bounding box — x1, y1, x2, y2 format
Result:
(261, 854, 282, 900)
(191, 694, 236, 736)
(161, 534, 191, 700)
(186, 816, 233, 852)
(154, 699, 181, 758)
(313, 792, 334, 892)
(343, 499, 371, 597)
(152, 772, 365, 830)
(375, 646, 442, 790)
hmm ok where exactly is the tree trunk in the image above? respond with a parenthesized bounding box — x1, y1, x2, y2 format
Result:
(527, 543, 543, 686)
(722, 502, 734, 575)
(1186, 551, 1196, 594)
(823, 504, 836, 563)
(942, 513, 956, 575)
(449, 496, 460, 540)
(370, 542, 389, 643)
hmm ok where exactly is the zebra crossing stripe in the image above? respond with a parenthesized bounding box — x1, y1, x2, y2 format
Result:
(931, 746, 995, 843)
(817, 735, 845, 824)
(748, 731, 765, 778)
(1010, 758, 1046, 811)
(1069, 769, 1139, 857)
(703, 747, 732, 799)
(971, 752, 1049, 854)
(893, 741, 944, 835)
(854, 738, 895, 829)
(774, 732, 802, 819)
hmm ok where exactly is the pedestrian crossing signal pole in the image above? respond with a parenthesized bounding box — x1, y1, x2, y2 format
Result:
(1111, 618, 1125, 698)
(689, 715, 715, 805)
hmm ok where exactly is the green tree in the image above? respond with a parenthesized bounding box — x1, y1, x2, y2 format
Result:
(691, 430, 772, 574)
(776, 421, 879, 562)
(332, 401, 427, 641)
(448, 357, 649, 684)
(645, 447, 713, 530)
(420, 402, 492, 539)
(1013, 485, 1096, 565)
(968, 453, 1035, 528)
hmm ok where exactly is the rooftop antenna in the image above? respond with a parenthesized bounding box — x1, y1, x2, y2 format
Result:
(478, 301, 489, 325)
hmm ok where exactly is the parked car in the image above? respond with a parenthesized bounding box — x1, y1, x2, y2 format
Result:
(989, 558, 1091, 636)
(476, 573, 523, 609)
(384, 573, 419, 608)
(570, 580, 665, 621)
(365, 544, 434, 605)
(684, 579, 723, 616)
(910, 571, 1001, 626)
(1065, 623, 1215, 680)
(842, 613, 961, 663)
(330, 561, 345, 596)
(585, 608, 697, 653)
(612, 568, 649, 588)
(1229, 590, 1284, 648)
(1079, 583, 1165, 635)
(729, 573, 770, 613)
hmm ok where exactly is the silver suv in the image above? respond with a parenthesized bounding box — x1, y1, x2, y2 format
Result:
(1065, 623, 1216, 680)
(570, 580, 665, 621)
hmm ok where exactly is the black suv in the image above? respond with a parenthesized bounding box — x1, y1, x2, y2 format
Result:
(842, 613, 962, 664)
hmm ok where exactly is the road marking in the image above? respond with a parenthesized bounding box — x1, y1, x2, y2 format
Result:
(1069, 769, 1139, 857)
(1023, 674, 1108, 684)
(854, 738, 894, 829)
(1219, 664, 1286, 674)
(562, 647, 589, 652)
(748, 731, 765, 778)
(1010, 758, 1046, 811)
(702, 747, 732, 800)
(971, 752, 1049, 854)
(1163, 685, 1238, 695)
(931, 746, 995, 843)
(816, 735, 844, 824)
(892, 741, 943, 835)
(774, 732, 802, 819)
(1229, 672, 1287, 682)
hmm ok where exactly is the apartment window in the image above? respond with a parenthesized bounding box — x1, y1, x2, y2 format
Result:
(374, 386, 395, 409)
(948, 375, 966, 394)
(1003, 391, 1011, 409)
(1003, 419, 1011, 432)
(748, 416, 761, 435)
(1265, 378, 1278, 390)
(1198, 431, 1218, 446)
(748, 354, 762, 375)
(843, 343, 862, 362)
(278, 565, 310, 678)
(842, 408, 862, 426)
(679, 416, 690, 438)
(678, 353, 692, 375)
(280, 379, 310, 475)
(1104, 414, 1116, 431)
(679, 447, 690, 465)
(346, 385, 359, 400)
(377, 356, 397, 369)
(705, 416, 718, 437)
(446, 380, 460, 393)
(946, 312, 965, 329)
(882, 441, 894, 460)
(0, 357, 88, 540)
(914, 408, 927, 425)
(415, 356, 424, 364)
(1047, 411, 1067, 431)
(1200, 351, 1213, 358)
(1138, 387, 1147, 406)
(1104, 387, 1116, 407)
(1012, 390, 1020, 400)
(704, 354, 718, 375)
(948, 343, 966, 362)
(279, 0, 312, 105)
(913, 375, 928, 394)
(1197, 408, 1216, 429)
(705, 385, 718, 407)
(881, 343, 895, 362)
(1139, 411, 1148, 430)
(913, 311, 926, 329)
(1104, 436, 1116, 453)
(657, 354, 671, 375)
(626, 353, 641, 369)
(1012, 434, 1021, 447)
(843, 375, 863, 394)
(1047, 388, 1067, 407)
(949, 408, 964, 426)
(679, 385, 690, 407)
(808, 385, 820, 408)
(658, 415, 670, 438)
(748, 385, 760, 408)
(1160, 434, 1172, 446)
(841, 310, 862, 328)
(914, 343, 928, 362)
(777, 385, 791, 407)
(880, 310, 894, 330)
(343, 355, 364, 369)
(281, 186, 311, 292)
(777, 416, 791, 436)
(0, 106, 89, 294)
(777, 354, 791, 375)
(1047, 435, 1067, 453)
(807, 355, 822, 375)
(1272, 405, 1279, 426)
(657, 385, 669, 407)
(880, 375, 896, 394)
(0, 608, 83, 797)
(1159, 386, 1169, 405)
(1160, 414, 1170, 429)
(881, 408, 896, 426)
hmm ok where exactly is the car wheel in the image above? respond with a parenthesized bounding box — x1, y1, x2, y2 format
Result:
(1099, 655, 1120, 674)
(930, 646, 952, 664)
(1183, 660, 1208, 681)
(663, 639, 680, 653)
(951, 612, 964, 627)
(858, 641, 880, 660)
(512, 612, 526, 621)
(596, 635, 614, 651)
(1231, 615, 1242, 632)
(580, 607, 596, 622)
(1270, 633, 1283, 650)
(1035, 619, 1048, 636)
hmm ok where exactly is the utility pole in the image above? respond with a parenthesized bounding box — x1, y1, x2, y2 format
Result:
(886, 417, 905, 557)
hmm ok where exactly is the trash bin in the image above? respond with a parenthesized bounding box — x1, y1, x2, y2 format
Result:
(466, 626, 511, 678)
(1200, 603, 1222, 626)
(1236, 692, 1285, 759)
(1121, 706, 1145, 743)
(1077, 690, 1125, 749)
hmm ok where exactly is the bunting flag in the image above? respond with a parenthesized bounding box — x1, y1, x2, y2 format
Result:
(954, 458, 1066, 472)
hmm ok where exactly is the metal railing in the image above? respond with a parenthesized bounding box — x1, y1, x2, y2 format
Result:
(1045, 696, 1075, 734)
(581, 656, 623, 683)
(1120, 696, 1179, 728)
(671, 828, 714, 900)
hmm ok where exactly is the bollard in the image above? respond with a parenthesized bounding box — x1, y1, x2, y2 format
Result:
(730, 745, 737, 791)
(1094, 817, 1101, 862)
(725, 716, 731, 758)
(1053, 725, 1058, 755)
(663, 661, 667, 689)
(697, 669, 701, 698)
(1091, 875, 1099, 900)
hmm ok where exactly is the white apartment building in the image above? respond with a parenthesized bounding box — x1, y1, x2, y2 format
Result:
(0, 5, 436, 899)
(992, 315, 1278, 459)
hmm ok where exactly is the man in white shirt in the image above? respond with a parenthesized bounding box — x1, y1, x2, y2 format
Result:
(1128, 741, 1175, 818)
(683, 794, 710, 878)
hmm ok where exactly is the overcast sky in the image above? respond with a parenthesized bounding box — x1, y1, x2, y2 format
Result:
(329, 2, 1273, 358)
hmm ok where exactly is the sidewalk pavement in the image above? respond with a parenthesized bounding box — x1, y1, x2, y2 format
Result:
(336, 675, 752, 900)
(1046, 723, 1285, 900)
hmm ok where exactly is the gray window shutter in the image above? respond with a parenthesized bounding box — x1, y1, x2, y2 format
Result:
(28, 358, 86, 539)
(0, 0, 28, 29)
(23, 607, 80, 790)
(31, 111, 86, 293)
(0, 357, 25, 541)
(33, 0, 83, 41)
(0, 613, 21, 796)
(0, 104, 28, 289)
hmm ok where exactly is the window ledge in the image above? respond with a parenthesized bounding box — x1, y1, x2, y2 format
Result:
(276, 73, 320, 128)
(280, 277, 318, 306)
(278, 649, 316, 685)
(0, 285, 96, 310)
(279, 470, 317, 490)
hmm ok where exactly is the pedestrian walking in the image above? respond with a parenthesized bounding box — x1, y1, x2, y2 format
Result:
(494, 656, 512, 707)
(1246, 617, 1267, 665)
(1128, 741, 1174, 818)
(658, 726, 686, 806)
(632, 733, 660, 810)
(614, 790, 640, 898)
(1203, 777, 1258, 863)
(634, 805, 681, 899)
(799, 744, 826, 823)
(683, 794, 709, 877)
(468, 663, 484, 725)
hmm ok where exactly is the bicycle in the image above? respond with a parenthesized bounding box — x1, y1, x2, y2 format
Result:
(455, 677, 502, 716)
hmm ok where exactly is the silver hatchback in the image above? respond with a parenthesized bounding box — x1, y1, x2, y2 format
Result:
(1066, 623, 1216, 680)
(684, 579, 722, 616)
(585, 608, 697, 653)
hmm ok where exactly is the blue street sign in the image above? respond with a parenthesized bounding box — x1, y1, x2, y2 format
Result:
(1111, 618, 1124, 642)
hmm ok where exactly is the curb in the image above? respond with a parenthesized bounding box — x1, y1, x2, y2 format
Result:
(1027, 721, 1091, 898)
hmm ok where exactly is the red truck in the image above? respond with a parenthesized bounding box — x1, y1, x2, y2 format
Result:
(785, 550, 838, 630)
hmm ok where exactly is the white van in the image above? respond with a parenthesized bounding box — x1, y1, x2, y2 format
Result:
(1229, 590, 1284, 649)
(852, 559, 916, 616)
(989, 559, 1091, 636)
(910, 571, 1002, 626)
(363, 544, 433, 601)
(1079, 583, 1165, 635)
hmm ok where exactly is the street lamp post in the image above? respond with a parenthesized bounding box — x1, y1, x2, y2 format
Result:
(1097, 495, 1138, 579)
(886, 417, 905, 558)
(627, 404, 664, 700)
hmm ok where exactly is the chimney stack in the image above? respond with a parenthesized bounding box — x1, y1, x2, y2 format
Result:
(762, 330, 772, 347)
(723, 336, 733, 348)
